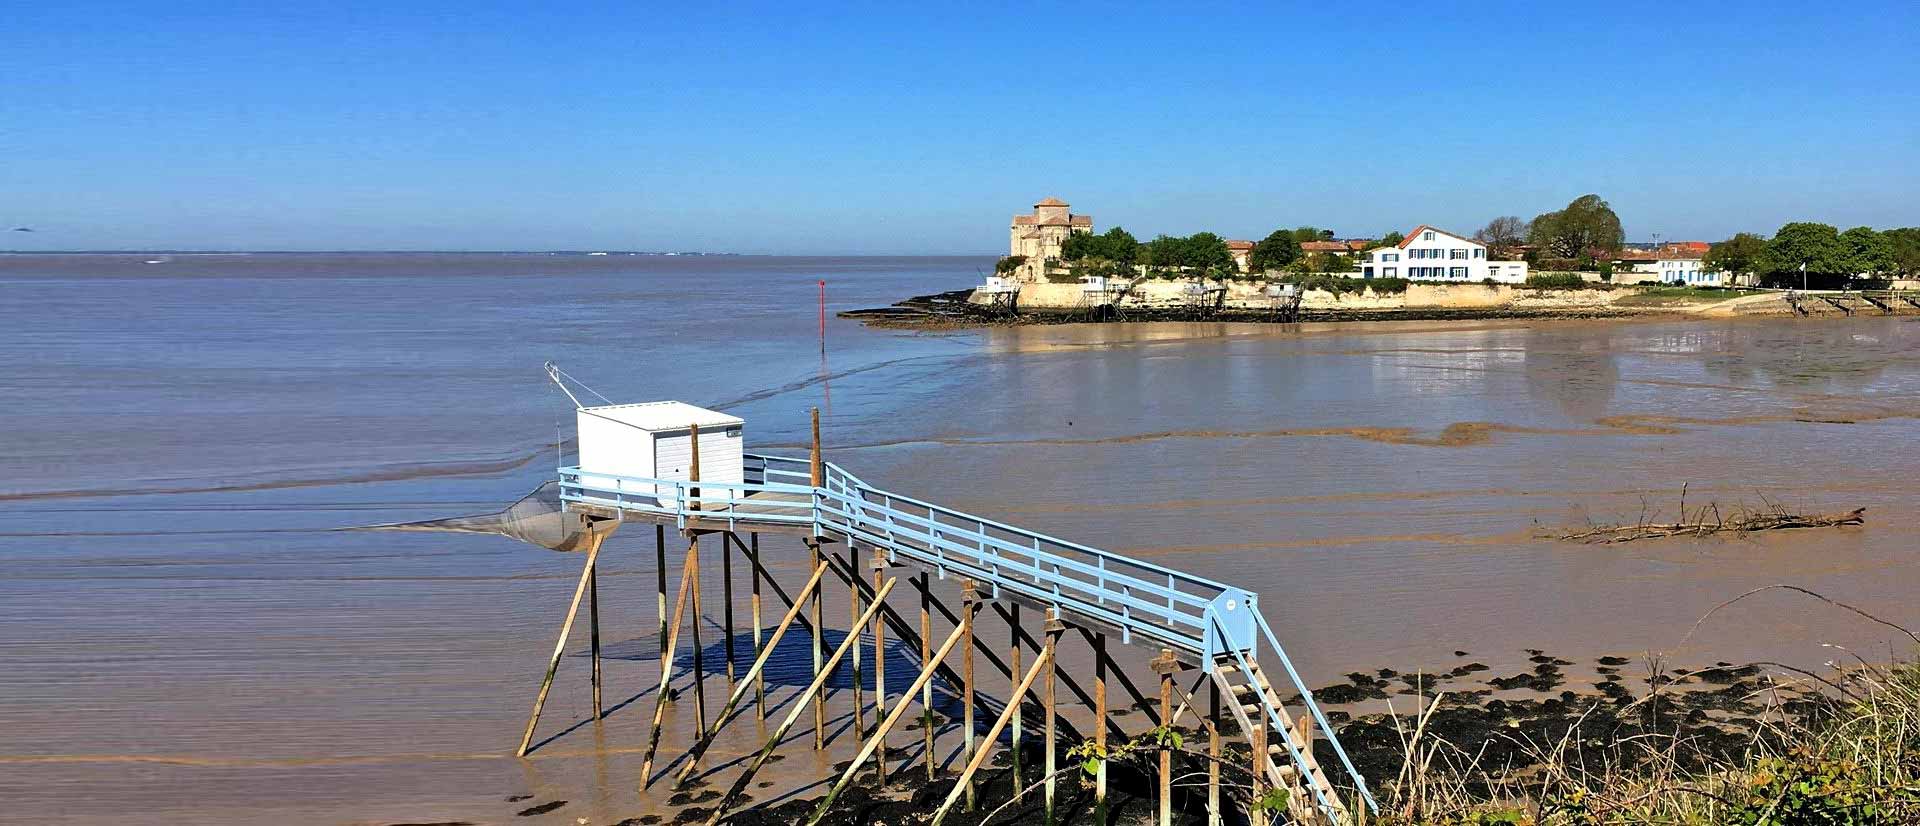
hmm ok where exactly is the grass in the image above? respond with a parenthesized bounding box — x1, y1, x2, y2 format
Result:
(1614, 287, 1745, 306)
(1359, 651, 1920, 825)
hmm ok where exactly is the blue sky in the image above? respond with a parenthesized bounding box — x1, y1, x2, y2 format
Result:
(3, 2, 1915, 253)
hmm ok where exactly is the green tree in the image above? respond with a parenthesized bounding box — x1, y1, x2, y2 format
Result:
(1249, 229, 1302, 273)
(1840, 226, 1892, 276)
(1184, 232, 1234, 272)
(1762, 222, 1848, 279)
(1379, 230, 1405, 248)
(1884, 228, 1920, 277)
(1061, 226, 1140, 265)
(994, 255, 1026, 275)
(1287, 226, 1333, 243)
(1321, 252, 1356, 273)
(1528, 194, 1625, 258)
(1704, 232, 1768, 277)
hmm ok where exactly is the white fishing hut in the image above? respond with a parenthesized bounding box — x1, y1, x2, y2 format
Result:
(575, 401, 744, 499)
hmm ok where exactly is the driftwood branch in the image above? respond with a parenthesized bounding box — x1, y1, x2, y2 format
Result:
(1556, 487, 1863, 543)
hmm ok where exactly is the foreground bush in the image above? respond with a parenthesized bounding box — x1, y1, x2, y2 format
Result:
(1525, 273, 1590, 290)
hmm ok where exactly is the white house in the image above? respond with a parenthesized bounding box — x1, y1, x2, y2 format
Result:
(1361, 225, 1529, 284)
(1614, 248, 1718, 286)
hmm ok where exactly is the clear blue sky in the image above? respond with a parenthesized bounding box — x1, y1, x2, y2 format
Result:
(3, 2, 1915, 253)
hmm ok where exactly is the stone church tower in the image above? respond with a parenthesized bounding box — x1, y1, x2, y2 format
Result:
(1008, 197, 1092, 282)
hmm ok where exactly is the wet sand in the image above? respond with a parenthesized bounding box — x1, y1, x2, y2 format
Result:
(4, 255, 1919, 823)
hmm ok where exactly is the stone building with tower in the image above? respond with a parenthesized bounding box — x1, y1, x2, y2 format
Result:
(1008, 197, 1093, 282)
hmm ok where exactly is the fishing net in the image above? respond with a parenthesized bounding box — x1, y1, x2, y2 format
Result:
(359, 481, 607, 551)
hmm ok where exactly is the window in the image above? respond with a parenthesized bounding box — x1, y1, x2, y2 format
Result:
(1473, 249, 1484, 259)
(1423, 231, 1435, 241)
(1383, 253, 1398, 262)
(1384, 267, 1397, 277)
(1451, 267, 1468, 278)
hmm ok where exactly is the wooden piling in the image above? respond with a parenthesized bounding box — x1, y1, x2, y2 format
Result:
(806, 619, 969, 826)
(961, 579, 978, 810)
(722, 530, 736, 687)
(1043, 615, 1064, 826)
(515, 529, 605, 756)
(637, 545, 696, 782)
(808, 408, 826, 750)
(1249, 703, 1269, 826)
(849, 543, 865, 739)
(1094, 631, 1109, 822)
(686, 430, 707, 743)
(589, 556, 602, 719)
(1008, 602, 1023, 801)
(1153, 649, 1178, 826)
(870, 551, 887, 780)
(656, 524, 670, 700)
(1208, 683, 1222, 826)
(750, 532, 765, 718)
(670, 561, 829, 787)
(917, 572, 935, 782)
(930, 622, 1056, 826)
(702, 577, 898, 826)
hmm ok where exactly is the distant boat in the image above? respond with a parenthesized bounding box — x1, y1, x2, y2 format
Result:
(145, 256, 170, 264)
(587, 251, 609, 256)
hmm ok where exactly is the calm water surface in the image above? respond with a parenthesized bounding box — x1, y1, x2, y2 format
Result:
(3, 254, 1917, 823)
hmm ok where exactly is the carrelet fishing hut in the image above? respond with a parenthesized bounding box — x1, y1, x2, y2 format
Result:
(575, 401, 744, 502)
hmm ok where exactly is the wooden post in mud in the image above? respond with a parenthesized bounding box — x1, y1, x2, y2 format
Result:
(1093, 632, 1109, 822)
(1249, 704, 1268, 826)
(638, 545, 696, 783)
(656, 524, 670, 701)
(1153, 649, 1178, 826)
(807, 619, 970, 826)
(703, 577, 898, 826)
(1043, 615, 1064, 826)
(516, 529, 605, 756)
(1008, 602, 1023, 801)
(750, 532, 765, 719)
(589, 556, 602, 719)
(671, 560, 830, 788)
(917, 572, 935, 782)
(808, 408, 826, 750)
(722, 530, 736, 688)
(1208, 684, 1222, 826)
(931, 625, 1056, 826)
(870, 551, 888, 780)
(687, 426, 707, 741)
(960, 579, 979, 810)
(849, 542, 865, 739)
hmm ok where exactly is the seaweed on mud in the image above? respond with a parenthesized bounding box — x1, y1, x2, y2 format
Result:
(515, 800, 566, 816)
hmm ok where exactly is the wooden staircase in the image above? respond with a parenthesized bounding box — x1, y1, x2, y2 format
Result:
(1212, 657, 1347, 824)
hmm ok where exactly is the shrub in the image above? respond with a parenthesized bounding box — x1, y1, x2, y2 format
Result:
(1525, 273, 1588, 290)
(994, 255, 1026, 275)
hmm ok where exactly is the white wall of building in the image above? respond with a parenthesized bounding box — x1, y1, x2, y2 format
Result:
(1361, 227, 1529, 283)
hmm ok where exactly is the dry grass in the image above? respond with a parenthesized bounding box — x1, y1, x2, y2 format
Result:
(1353, 654, 1920, 825)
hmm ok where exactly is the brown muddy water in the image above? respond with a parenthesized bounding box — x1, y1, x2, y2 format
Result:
(3, 254, 1918, 824)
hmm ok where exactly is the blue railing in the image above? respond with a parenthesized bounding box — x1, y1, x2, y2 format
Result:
(557, 451, 1376, 815)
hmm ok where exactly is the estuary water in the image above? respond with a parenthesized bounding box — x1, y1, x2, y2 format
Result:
(3, 253, 1918, 824)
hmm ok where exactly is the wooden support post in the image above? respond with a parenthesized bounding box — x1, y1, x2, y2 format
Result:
(917, 573, 935, 783)
(750, 532, 765, 719)
(516, 530, 605, 756)
(656, 524, 670, 700)
(722, 530, 736, 688)
(960, 580, 978, 810)
(669, 561, 830, 788)
(589, 555, 602, 719)
(1208, 683, 1222, 826)
(702, 577, 899, 826)
(1094, 632, 1109, 823)
(1078, 627, 1164, 727)
(931, 622, 1056, 826)
(1008, 602, 1023, 801)
(998, 603, 1125, 742)
(849, 543, 864, 740)
(870, 551, 887, 780)
(1249, 703, 1269, 826)
(807, 620, 970, 826)
(687, 535, 706, 742)
(1153, 649, 1178, 826)
(1043, 615, 1064, 826)
(637, 545, 696, 781)
(808, 409, 826, 750)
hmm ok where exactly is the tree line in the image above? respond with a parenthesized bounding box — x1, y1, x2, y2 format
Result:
(1705, 224, 1920, 287)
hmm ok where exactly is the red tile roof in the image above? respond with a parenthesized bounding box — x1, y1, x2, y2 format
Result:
(1301, 240, 1351, 252)
(1035, 197, 1068, 207)
(1226, 239, 1255, 250)
(1397, 225, 1477, 249)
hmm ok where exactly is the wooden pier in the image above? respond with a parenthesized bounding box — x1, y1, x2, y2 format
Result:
(1782, 289, 1920, 317)
(517, 382, 1375, 824)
